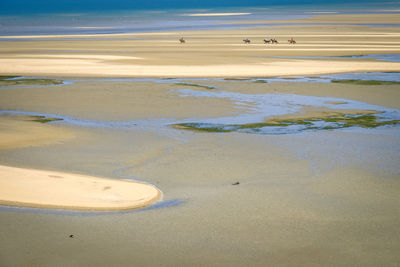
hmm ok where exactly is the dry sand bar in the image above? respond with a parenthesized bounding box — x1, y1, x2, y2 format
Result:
(0, 165, 161, 211)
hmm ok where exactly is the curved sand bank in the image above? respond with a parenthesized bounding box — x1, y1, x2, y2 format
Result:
(0, 165, 161, 211)
(1, 58, 400, 78)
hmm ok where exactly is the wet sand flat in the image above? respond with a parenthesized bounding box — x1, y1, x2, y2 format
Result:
(0, 114, 74, 149)
(0, 81, 237, 121)
(0, 78, 399, 266)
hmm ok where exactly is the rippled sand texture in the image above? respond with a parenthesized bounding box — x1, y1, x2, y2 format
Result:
(0, 78, 399, 266)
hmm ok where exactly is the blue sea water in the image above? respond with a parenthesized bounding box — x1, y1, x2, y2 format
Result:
(0, 0, 392, 14)
(0, 1, 399, 36)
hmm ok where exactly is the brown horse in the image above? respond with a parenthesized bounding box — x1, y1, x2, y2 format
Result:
(179, 38, 185, 44)
(243, 39, 251, 44)
(288, 38, 296, 44)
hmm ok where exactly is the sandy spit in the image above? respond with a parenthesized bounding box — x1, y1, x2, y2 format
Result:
(1, 58, 399, 77)
(0, 165, 161, 211)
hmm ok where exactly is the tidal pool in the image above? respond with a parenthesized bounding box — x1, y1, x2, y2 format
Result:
(171, 89, 400, 134)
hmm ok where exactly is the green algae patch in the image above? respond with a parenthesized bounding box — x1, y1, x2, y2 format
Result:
(324, 114, 400, 128)
(331, 79, 400, 85)
(0, 78, 63, 87)
(271, 114, 400, 129)
(174, 83, 216, 90)
(324, 101, 348, 105)
(171, 112, 400, 134)
(172, 123, 234, 133)
(0, 76, 19, 80)
(30, 116, 64, 124)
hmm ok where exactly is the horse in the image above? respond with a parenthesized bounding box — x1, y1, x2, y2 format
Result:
(288, 38, 296, 44)
(263, 39, 271, 44)
(179, 38, 185, 44)
(271, 38, 279, 44)
(243, 39, 251, 44)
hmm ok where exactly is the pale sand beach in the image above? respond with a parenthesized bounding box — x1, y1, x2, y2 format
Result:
(1, 14, 400, 77)
(0, 165, 161, 211)
(0, 12, 400, 267)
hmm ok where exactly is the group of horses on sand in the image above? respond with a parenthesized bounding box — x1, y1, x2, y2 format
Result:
(179, 37, 296, 44)
(244, 38, 296, 44)
(263, 38, 279, 44)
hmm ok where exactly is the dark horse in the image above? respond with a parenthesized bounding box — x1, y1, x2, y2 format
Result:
(243, 39, 251, 44)
(288, 38, 296, 44)
(264, 38, 278, 44)
(179, 38, 185, 44)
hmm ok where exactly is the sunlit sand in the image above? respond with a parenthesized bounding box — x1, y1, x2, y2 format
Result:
(0, 165, 161, 211)
(1, 14, 400, 77)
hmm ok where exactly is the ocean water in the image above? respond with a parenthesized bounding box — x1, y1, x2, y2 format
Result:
(0, 1, 399, 36)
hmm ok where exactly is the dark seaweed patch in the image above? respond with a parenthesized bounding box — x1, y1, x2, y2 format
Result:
(331, 79, 400, 85)
(172, 114, 400, 134)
